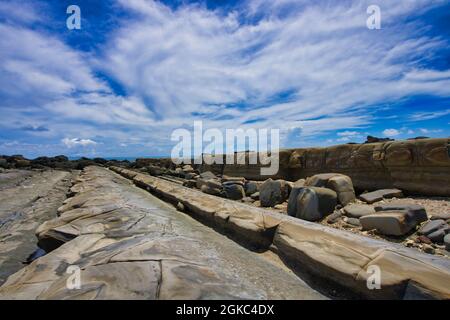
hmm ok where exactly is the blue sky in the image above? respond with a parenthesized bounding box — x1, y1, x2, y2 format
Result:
(0, 0, 449, 158)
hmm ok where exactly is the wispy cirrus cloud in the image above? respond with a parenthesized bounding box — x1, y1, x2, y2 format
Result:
(0, 0, 449, 157)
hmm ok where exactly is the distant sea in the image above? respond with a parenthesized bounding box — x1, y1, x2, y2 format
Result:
(68, 156, 169, 161)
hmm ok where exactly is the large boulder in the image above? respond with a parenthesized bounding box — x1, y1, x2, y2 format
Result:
(359, 189, 403, 204)
(223, 184, 245, 200)
(305, 173, 355, 205)
(291, 187, 337, 221)
(259, 179, 290, 207)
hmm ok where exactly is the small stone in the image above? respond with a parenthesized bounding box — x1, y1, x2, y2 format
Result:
(327, 211, 342, 224)
(444, 234, 450, 251)
(423, 244, 435, 254)
(359, 189, 403, 204)
(430, 212, 450, 220)
(176, 202, 185, 211)
(405, 240, 415, 247)
(223, 184, 245, 200)
(199, 171, 217, 180)
(241, 197, 255, 203)
(343, 204, 375, 218)
(416, 235, 432, 244)
(418, 220, 446, 235)
(346, 217, 361, 227)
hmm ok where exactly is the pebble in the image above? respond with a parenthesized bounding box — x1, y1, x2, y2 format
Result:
(422, 244, 435, 254)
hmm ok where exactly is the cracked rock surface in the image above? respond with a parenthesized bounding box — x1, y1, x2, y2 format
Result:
(0, 166, 325, 300)
(0, 169, 72, 285)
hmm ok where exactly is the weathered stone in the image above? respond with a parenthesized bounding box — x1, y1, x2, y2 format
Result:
(241, 197, 255, 203)
(427, 229, 446, 243)
(416, 235, 432, 244)
(0, 158, 7, 168)
(199, 171, 217, 180)
(183, 179, 197, 188)
(222, 180, 244, 187)
(305, 173, 355, 205)
(374, 203, 427, 223)
(245, 181, 260, 196)
(200, 184, 222, 196)
(223, 184, 245, 200)
(360, 211, 419, 236)
(326, 211, 342, 224)
(250, 192, 259, 200)
(423, 244, 435, 254)
(273, 217, 450, 299)
(359, 189, 404, 204)
(430, 212, 450, 220)
(343, 204, 376, 218)
(286, 186, 304, 217)
(418, 220, 447, 236)
(345, 217, 361, 227)
(259, 179, 289, 207)
(444, 234, 450, 251)
(222, 176, 245, 183)
(182, 164, 194, 172)
(293, 187, 337, 221)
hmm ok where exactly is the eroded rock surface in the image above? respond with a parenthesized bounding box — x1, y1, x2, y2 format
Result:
(0, 166, 325, 300)
(0, 169, 72, 285)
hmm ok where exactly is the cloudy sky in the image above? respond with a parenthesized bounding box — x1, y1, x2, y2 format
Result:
(0, 0, 449, 158)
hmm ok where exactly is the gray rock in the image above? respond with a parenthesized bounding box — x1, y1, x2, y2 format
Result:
(222, 176, 245, 183)
(430, 212, 450, 220)
(245, 181, 260, 196)
(183, 179, 197, 188)
(427, 229, 446, 243)
(345, 217, 361, 227)
(423, 244, 435, 254)
(224, 184, 245, 200)
(223, 180, 244, 187)
(182, 164, 194, 172)
(287, 186, 304, 217)
(418, 220, 446, 236)
(343, 204, 376, 218)
(259, 179, 289, 207)
(241, 197, 255, 203)
(199, 171, 217, 180)
(200, 184, 222, 196)
(360, 210, 419, 236)
(359, 189, 403, 204)
(293, 187, 337, 221)
(444, 234, 450, 251)
(374, 203, 427, 224)
(250, 192, 259, 200)
(326, 211, 342, 224)
(305, 173, 355, 206)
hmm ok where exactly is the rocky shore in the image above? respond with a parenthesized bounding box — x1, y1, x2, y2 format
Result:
(0, 138, 449, 299)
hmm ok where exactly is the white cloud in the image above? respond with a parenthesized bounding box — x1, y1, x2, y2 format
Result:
(419, 128, 443, 134)
(409, 109, 450, 121)
(1, 0, 449, 156)
(62, 138, 97, 148)
(337, 131, 360, 137)
(382, 128, 401, 137)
